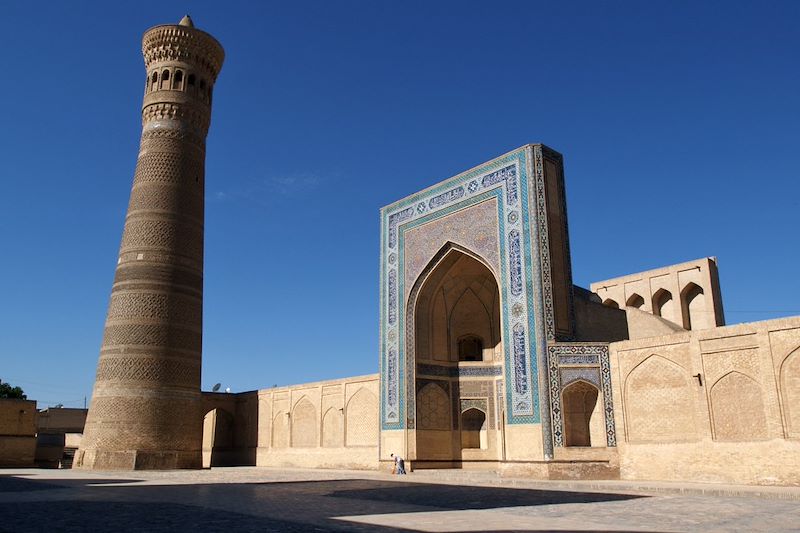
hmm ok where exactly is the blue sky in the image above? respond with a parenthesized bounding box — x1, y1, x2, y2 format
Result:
(1, 1, 798, 407)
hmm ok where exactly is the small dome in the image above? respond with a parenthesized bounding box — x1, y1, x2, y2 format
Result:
(179, 15, 194, 28)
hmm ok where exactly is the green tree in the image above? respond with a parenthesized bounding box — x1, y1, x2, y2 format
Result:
(0, 380, 27, 399)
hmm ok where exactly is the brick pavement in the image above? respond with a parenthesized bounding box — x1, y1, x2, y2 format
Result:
(0, 468, 798, 532)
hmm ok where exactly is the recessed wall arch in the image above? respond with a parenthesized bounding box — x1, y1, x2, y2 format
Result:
(271, 411, 288, 449)
(290, 396, 317, 448)
(681, 282, 706, 330)
(710, 371, 767, 441)
(321, 407, 344, 447)
(624, 354, 697, 443)
(345, 388, 378, 447)
(780, 346, 800, 437)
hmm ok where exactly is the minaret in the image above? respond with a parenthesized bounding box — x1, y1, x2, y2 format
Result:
(75, 16, 224, 470)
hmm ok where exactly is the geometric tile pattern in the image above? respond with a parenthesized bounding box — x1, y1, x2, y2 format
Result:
(416, 364, 503, 378)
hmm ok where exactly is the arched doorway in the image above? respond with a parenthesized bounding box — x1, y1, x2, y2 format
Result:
(562, 381, 602, 447)
(461, 408, 487, 449)
(410, 245, 503, 465)
(202, 408, 234, 467)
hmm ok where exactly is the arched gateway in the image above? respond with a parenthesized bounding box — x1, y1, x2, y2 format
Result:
(409, 245, 503, 464)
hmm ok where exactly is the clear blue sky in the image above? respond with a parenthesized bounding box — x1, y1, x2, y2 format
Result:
(1, 1, 798, 407)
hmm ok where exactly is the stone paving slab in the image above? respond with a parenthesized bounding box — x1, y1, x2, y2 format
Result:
(0, 467, 798, 532)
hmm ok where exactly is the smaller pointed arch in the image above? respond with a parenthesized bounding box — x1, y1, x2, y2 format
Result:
(460, 408, 487, 449)
(681, 282, 706, 330)
(710, 371, 767, 440)
(652, 288, 675, 322)
(271, 411, 289, 448)
(626, 293, 645, 309)
(290, 396, 317, 448)
(345, 388, 378, 446)
(321, 407, 344, 447)
(602, 298, 620, 309)
(780, 346, 800, 437)
(562, 380, 600, 447)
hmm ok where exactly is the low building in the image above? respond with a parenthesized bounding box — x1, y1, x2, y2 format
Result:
(0, 399, 37, 467)
(35, 408, 87, 468)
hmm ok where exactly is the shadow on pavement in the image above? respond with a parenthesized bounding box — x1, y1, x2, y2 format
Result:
(0, 475, 649, 533)
(0, 474, 142, 493)
(325, 479, 644, 509)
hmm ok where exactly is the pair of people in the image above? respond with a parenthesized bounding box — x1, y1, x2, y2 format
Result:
(390, 453, 406, 474)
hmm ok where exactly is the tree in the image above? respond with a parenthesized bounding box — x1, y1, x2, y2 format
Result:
(0, 380, 27, 399)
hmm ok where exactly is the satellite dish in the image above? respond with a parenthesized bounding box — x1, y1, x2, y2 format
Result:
(212, 383, 221, 392)
(225, 387, 231, 393)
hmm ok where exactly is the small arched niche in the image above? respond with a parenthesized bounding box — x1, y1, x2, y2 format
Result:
(458, 335, 483, 362)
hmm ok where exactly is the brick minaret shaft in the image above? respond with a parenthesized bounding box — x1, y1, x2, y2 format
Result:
(75, 16, 224, 470)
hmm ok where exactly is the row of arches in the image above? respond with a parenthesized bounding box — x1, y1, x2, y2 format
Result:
(145, 67, 213, 103)
(270, 388, 378, 449)
(622, 350, 800, 443)
(603, 282, 707, 330)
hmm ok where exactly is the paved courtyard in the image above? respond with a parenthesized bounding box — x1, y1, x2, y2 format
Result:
(0, 467, 798, 532)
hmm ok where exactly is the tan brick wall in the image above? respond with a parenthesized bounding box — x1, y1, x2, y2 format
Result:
(610, 317, 800, 485)
(0, 399, 37, 467)
(0, 399, 37, 437)
(256, 374, 378, 469)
